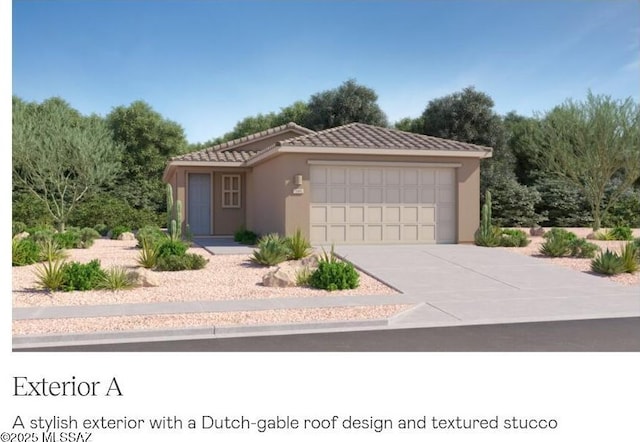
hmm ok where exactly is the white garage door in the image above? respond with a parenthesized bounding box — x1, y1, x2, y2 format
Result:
(310, 165, 457, 244)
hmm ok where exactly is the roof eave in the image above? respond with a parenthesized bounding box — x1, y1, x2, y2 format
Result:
(246, 145, 492, 167)
(162, 160, 246, 182)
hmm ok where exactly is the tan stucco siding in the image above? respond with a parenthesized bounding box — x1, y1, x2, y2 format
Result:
(249, 153, 482, 243)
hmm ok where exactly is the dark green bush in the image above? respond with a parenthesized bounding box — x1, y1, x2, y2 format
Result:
(157, 239, 188, 257)
(93, 224, 109, 237)
(234, 226, 259, 245)
(12, 238, 41, 266)
(569, 238, 599, 258)
(590, 250, 625, 276)
(80, 227, 101, 247)
(136, 225, 167, 249)
(68, 194, 164, 231)
(53, 228, 83, 249)
(155, 253, 208, 271)
(309, 261, 360, 291)
(499, 229, 529, 247)
(610, 226, 633, 241)
(602, 190, 640, 228)
(109, 226, 130, 239)
(12, 221, 27, 237)
(12, 191, 54, 228)
(61, 260, 106, 291)
(29, 227, 56, 243)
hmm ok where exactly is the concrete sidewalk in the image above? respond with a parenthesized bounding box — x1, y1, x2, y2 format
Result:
(12, 245, 640, 348)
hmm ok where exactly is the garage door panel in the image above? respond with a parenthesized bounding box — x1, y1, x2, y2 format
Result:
(310, 165, 457, 244)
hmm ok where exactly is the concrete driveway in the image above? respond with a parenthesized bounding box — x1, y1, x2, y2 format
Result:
(335, 244, 640, 328)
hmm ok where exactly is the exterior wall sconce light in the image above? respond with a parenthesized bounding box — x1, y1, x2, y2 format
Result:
(293, 174, 304, 194)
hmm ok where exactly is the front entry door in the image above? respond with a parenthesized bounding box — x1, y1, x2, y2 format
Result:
(188, 173, 212, 235)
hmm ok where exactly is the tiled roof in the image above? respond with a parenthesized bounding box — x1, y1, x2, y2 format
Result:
(172, 122, 314, 162)
(275, 122, 493, 152)
(174, 149, 259, 162)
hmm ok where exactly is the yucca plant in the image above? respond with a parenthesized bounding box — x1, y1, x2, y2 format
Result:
(594, 229, 616, 241)
(619, 242, 639, 274)
(286, 229, 312, 260)
(97, 267, 137, 291)
(38, 237, 68, 262)
(33, 243, 68, 292)
(590, 249, 625, 275)
(250, 233, 289, 266)
(137, 237, 159, 269)
(295, 267, 313, 286)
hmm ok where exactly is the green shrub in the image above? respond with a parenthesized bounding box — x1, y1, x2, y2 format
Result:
(634, 237, 640, 248)
(12, 238, 41, 266)
(499, 229, 529, 247)
(137, 238, 160, 269)
(109, 226, 130, 239)
(93, 223, 109, 237)
(590, 250, 625, 275)
(619, 242, 639, 274)
(54, 228, 87, 248)
(12, 221, 27, 237)
(68, 194, 164, 231)
(136, 225, 167, 249)
(295, 267, 313, 286)
(610, 226, 633, 241)
(12, 191, 54, 228)
(38, 238, 68, 263)
(569, 238, 599, 259)
(286, 229, 312, 259)
(97, 267, 137, 291)
(234, 226, 258, 245)
(61, 260, 106, 291)
(157, 239, 188, 258)
(542, 228, 578, 242)
(539, 235, 570, 257)
(250, 233, 289, 266)
(309, 261, 360, 291)
(80, 227, 100, 247)
(30, 228, 55, 243)
(155, 253, 208, 271)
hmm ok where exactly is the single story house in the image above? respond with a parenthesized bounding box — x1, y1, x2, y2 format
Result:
(163, 122, 493, 244)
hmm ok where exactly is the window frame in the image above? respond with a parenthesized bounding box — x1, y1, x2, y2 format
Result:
(221, 174, 241, 208)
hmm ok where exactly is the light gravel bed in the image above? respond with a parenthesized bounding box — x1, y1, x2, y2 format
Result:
(13, 239, 398, 308)
(12, 305, 410, 336)
(499, 227, 640, 286)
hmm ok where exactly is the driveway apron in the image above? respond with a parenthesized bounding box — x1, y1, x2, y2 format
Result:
(335, 245, 640, 327)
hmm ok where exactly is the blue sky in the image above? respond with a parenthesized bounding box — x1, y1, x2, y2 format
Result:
(12, 1, 640, 143)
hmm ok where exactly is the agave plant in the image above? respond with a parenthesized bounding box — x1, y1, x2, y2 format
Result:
(619, 242, 639, 274)
(250, 233, 289, 266)
(590, 249, 625, 275)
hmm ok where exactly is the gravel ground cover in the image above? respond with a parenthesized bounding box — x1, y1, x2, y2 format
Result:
(498, 227, 640, 286)
(12, 305, 410, 336)
(12, 239, 398, 308)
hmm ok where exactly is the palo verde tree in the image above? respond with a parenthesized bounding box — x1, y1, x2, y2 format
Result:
(12, 96, 122, 231)
(534, 92, 640, 230)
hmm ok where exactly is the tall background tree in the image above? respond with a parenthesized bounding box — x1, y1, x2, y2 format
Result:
(12, 96, 122, 231)
(107, 101, 188, 214)
(533, 92, 640, 230)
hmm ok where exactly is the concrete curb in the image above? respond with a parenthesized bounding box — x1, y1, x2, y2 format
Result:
(12, 318, 390, 349)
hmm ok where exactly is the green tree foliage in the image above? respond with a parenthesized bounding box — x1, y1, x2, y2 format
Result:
(12, 96, 122, 231)
(534, 177, 592, 227)
(534, 92, 640, 230)
(304, 79, 388, 130)
(107, 101, 188, 213)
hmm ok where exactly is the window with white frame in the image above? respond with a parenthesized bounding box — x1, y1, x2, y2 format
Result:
(222, 175, 241, 208)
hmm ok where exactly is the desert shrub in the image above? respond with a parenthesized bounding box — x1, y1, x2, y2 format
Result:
(619, 242, 639, 273)
(30, 228, 56, 243)
(137, 238, 160, 269)
(309, 260, 359, 291)
(634, 238, 640, 248)
(12, 238, 41, 266)
(97, 267, 137, 291)
(61, 260, 106, 291)
(590, 250, 625, 275)
(499, 229, 529, 247)
(109, 226, 130, 239)
(156, 238, 188, 258)
(155, 253, 208, 271)
(53, 228, 83, 249)
(93, 223, 109, 237)
(136, 225, 167, 249)
(569, 238, 599, 259)
(68, 194, 164, 231)
(539, 228, 576, 257)
(12, 191, 54, 228)
(534, 177, 592, 227)
(12, 221, 27, 237)
(285, 229, 312, 260)
(38, 238, 68, 262)
(250, 233, 289, 266)
(602, 189, 640, 228)
(295, 267, 313, 286)
(485, 175, 544, 227)
(594, 230, 615, 241)
(610, 226, 633, 241)
(542, 228, 578, 242)
(234, 225, 258, 245)
(80, 227, 100, 247)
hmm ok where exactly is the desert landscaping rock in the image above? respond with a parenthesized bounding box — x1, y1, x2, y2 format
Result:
(529, 226, 545, 236)
(13, 232, 30, 240)
(117, 232, 136, 241)
(12, 239, 398, 308)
